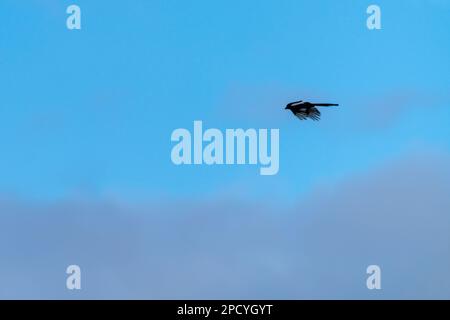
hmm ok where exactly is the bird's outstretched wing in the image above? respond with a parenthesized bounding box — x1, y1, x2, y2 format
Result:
(308, 107, 321, 121)
(295, 111, 308, 120)
(295, 107, 321, 121)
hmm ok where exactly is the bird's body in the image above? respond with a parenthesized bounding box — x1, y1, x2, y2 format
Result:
(285, 100, 338, 121)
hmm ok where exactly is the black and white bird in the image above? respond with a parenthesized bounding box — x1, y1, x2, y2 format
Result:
(285, 100, 338, 121)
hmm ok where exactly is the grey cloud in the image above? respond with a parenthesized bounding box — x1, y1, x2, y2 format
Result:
(0, 151, 449, 299)
(344, 88, 449, 131)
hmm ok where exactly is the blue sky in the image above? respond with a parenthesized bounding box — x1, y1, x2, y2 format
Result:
(0, 0, 449, 298)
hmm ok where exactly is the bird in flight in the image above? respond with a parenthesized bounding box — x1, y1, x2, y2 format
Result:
(285, 100, 339, 121)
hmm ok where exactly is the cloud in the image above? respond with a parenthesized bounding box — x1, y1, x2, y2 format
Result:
(344, 88, 449, 131)
(0, 151, 449, 299)
(215, 84, 450, 134)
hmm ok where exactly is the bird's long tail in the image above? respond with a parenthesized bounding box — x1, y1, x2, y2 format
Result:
(314, 103, 339, 107)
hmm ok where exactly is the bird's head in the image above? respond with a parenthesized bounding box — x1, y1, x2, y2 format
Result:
(285, 100, 302, 110)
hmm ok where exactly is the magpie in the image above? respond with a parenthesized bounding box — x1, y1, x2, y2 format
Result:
(285, 100, 338, 121)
